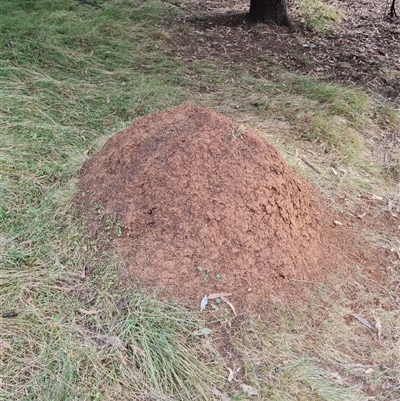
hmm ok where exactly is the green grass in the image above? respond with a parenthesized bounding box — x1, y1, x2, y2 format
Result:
(225, 70, 370, 158)
(0, 1, 218, 399)
(297, 0, 342, 33)
(1, 0, 400, 400)
(288, 78, 367, 156)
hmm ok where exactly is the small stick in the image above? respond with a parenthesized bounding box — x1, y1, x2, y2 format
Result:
(300, 157, 321, 174)
(2, 311, 18, 318)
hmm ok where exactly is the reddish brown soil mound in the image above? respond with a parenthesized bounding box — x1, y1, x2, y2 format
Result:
(77, 105, 348, 309)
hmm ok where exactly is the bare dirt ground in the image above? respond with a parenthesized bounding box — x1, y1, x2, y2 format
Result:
(167, 0, 400, 100)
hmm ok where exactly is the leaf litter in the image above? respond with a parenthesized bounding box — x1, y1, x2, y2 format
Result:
(240, 383, 260, 396)
(94, 334, 124, 348)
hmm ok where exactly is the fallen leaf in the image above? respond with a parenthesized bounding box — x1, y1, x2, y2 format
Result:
(208, 292, 232, 299)
(221, 296, 236, 316)
(374, 316, 382, 341)
(333, 220, 343, 226)
(200, 295, 208, 311)
(365, 368, 375, 375)
(0, 339, 13, 350)
(78, 308, 103, 315)
(353, 314, 375, 332)
(227, 367, 234, 382)
(94, 334, 123, 348)
(240, 383, 259, 396)
(212, 387, 232, 401)
(193, 327, 212, 336)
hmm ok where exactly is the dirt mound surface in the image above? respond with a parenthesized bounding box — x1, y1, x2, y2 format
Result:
(77, 105, 350, 309)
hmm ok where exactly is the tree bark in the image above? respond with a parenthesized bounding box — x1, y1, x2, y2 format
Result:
(249, 0, 292, 27)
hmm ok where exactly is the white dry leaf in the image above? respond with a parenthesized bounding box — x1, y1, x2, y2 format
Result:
(200, 295, 208, 311)
(240, 383, 260, 396)
(78, 308, 103, 315)
(333, 220, 343, 226)
(0, 339, 13, 350)
(208, 292, 232, 300)
(94, 334, 124, 348)
(365, 368, 375, 375)
(227, 367, 234, 382)
(221, 296, 237, 316)
(212, 387, 232, 401)
(192, 327, 212, 336)
(353, 314, 375, 331)
(374, 316, 382, 341)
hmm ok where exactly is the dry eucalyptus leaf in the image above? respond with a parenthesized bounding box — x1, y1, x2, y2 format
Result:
(374, 316, 382, 341)
(94, 335, 124, 348)
(221, 296, 236, 316)
(78, 308, 102, 315)
(200, 295, 208, 311)
(208, 292, 232, 299)
(212, 387, 232, 401)
(240, 383, 259, 396)
(353, 314, 375, 331)
(193, 327, 212, 336)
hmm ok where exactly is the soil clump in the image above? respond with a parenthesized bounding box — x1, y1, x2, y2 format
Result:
(77, 104, 356, 310)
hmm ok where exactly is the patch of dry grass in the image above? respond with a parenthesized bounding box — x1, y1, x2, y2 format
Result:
(228, 266, 400, 400)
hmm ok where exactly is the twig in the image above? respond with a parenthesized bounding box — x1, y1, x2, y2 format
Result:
(390, 0, 398, 18)
(385, 0, 398, 19)
(2, 311, 19, 318)
(300, 157, 321, 174)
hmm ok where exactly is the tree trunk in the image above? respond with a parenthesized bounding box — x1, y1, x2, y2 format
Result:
(249, 0, 291, 27)
(389, 0, 397, 18)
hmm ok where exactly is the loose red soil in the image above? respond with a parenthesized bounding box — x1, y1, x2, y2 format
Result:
(77, 104, 362, 311)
